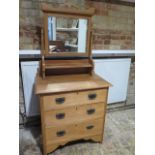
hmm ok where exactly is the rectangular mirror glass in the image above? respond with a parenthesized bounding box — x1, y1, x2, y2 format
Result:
(48, 16, 88, 54)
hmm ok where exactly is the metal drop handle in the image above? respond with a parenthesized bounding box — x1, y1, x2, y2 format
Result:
(88, 93, 97, 100)
(56, 113, 65, 119)
(86, 125, 94, 130)
(55, 97, 65, 104)
(56, 131, 66, 137)
(87, 109, 95, 115)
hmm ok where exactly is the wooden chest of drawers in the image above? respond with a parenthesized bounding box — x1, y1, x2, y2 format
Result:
(35, 73, 111, 155)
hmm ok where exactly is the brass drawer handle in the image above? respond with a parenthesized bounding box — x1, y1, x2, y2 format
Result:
(87, 109, 95, 115)
(86, 125, 94, 130)
(55, 97, 65, 104)
(88, 93, 97, 100)
(56, 113, 65, 119)
(56, 131, 66, 137)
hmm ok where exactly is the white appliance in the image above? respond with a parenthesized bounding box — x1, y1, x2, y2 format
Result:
(95, 58, 131, 103)
(21, 61, 40, 116)
(20, 58, 131, 116)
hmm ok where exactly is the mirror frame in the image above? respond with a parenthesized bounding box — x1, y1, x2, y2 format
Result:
(41, 4, 95, 57)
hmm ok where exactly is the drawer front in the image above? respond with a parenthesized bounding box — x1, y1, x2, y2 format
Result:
(77, 102, 105, 121)
(44, 106, 76, 126)
(45, 118, 103, 145)
(44, 102, 105, 127)
(43, 92, 77, 111)
(43, 89, 107, 111)
(46, 123, 76, 145)
(77, 89, 107, 104)
(76, 118, 103, 137)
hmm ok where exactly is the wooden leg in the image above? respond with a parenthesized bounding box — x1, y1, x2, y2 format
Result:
(46, 144, 59, 155)
(83, 135, 103, 143)
(43, 146, 47, 155)
(91, 135, 103, 143)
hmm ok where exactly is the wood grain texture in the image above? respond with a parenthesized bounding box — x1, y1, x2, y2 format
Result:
(35, 5, 111, 155)
(45, 118, 104, 145)
(44, 59, 92, 69)
(39, 96, 47, 155)
(102, 87, 109, 142)
(43, 13, 48, 56)
(42, 89, 107, 111)
(45, 134, 102, 154)
(35, 73, 111, 95)
(38, 86, 110, 154)
(44, 102, 105, 127)
(40, 4, 95, 78)
(42, 59, 93, 76)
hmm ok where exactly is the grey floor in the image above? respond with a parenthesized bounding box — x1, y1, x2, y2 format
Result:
(19, 108, 135, 155)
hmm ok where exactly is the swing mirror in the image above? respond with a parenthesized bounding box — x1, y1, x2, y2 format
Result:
(42, 4, 95, 56)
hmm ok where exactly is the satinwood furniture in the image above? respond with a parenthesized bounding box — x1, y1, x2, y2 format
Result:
(35, 4, 111, 155)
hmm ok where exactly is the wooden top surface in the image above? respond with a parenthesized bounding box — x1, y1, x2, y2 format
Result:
(35, 73, 111, 95)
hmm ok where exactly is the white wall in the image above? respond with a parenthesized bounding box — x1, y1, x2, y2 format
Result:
(19, 49, 135, 55)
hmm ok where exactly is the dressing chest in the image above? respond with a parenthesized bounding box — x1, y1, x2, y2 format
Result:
(35, 4, 111, 155)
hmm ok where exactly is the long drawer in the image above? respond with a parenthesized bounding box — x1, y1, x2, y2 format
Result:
(44, 102, 105, 127)
(45, 118, 104, 145)
(42, 89, 107, 111)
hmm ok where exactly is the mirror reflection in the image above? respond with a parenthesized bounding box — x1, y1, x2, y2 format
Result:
(48, 16, 88, 53)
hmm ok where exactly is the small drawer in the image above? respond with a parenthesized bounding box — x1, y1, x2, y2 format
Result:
(43, 92, 77, 111)
(76, 118, 103, 137)
(77, 102, 105, 121)
(44, 106, 76, 126)
(77, 89, 107, 104)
